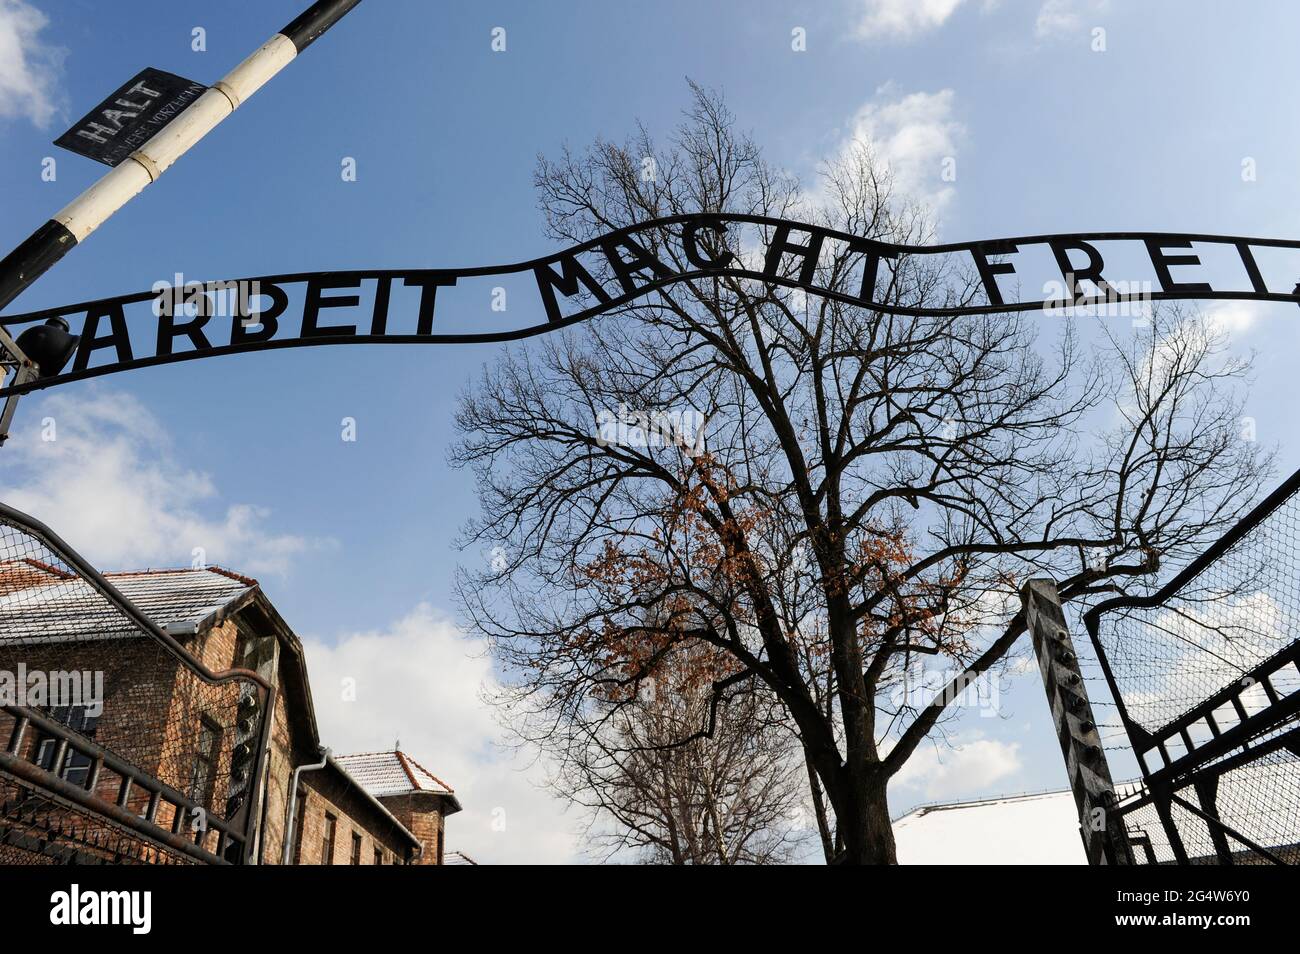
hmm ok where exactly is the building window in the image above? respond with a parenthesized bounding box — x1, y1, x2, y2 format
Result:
(350, 831, 362, 866)
(188, 718, 221, 807)
(292, 787, 307, 864)
(374, 846, 383, 865)
(322, 812, 337, 865)
(34, 705, 100, 787)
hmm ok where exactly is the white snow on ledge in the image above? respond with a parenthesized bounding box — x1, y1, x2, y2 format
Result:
(892, 789, 1088, 865)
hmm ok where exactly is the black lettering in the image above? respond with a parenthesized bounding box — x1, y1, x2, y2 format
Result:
(73, 304, 134, 372)
(763, 225, 825, 286)
(301, 277, 361, 338)
(970, 241, 1019, 306)
(156, 310, 211, 357)
(231, 281, 287, 344)
(1235, 241, 1268, 294)
(403, 274, 457, 335)
(1049, 239, 1115, 302)
(600, 235, 673, 295)
(847, 238, 899, 303)
(370, 276, 392, 335)
(681, 218, 734, 270)
(1145, 239, 1212, 292)
(534, 254, 611, 324)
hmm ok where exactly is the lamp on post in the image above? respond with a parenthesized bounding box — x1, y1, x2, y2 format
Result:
(0, 318, 80, 445)
(15, 318, 79, 379)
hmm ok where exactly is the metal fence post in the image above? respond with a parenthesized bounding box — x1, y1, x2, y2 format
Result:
(1021, 578, 1134, 865)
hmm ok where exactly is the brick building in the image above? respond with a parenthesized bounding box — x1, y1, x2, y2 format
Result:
(334, 751, 461, 865)
(0, 561, 461, 865)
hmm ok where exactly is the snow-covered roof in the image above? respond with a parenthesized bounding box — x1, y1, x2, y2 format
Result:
(893, 788, 1092, 864)
(0, 562, 256, 642)
(895, 767, 1296, 864)
(334, 750, 459, 808)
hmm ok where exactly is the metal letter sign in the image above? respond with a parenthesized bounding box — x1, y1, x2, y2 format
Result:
(4, 213, 1300, 397)
(53, 68, 207, 167)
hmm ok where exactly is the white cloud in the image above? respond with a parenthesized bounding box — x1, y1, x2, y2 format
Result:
(1201, 302, 1258, 337)
(839, 86, 965, 210)
(851, 0, 1107, 44)
(1034, 0, 1079, 37)
(303, 604, 580, 864)
(893, 738, 1023, 799)
(0, 0, 63, 128)
(0, 388, 322, 575)
(1035, 0, 1107, 40)
(1007, 653, 1039, 677)
(855, 0, 967, 40)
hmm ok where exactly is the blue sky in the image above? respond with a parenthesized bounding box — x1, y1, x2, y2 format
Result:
(2, 0, 1299, 863)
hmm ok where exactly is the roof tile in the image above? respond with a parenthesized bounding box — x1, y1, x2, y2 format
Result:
(0, 564, 255, 641)
(334, 751, 455, 797)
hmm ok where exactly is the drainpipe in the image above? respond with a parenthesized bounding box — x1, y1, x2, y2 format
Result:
(281, 746, 330, 865)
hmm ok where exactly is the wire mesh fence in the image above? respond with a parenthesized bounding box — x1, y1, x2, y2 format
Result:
(1084, 468, 1300, 865)
(0, 773, 194, 865)
(0, 502, 273, 865)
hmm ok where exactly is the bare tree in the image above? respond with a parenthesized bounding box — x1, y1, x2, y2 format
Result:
(548, 637, 806, 864)
(453, 84, 1269, 864)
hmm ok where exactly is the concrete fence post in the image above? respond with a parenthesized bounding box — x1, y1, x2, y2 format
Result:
(1021, 578, 1134, 865)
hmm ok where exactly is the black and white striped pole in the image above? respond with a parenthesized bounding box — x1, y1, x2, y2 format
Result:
(1021, 578, 1135, 865)
(0, 0, 364, 440)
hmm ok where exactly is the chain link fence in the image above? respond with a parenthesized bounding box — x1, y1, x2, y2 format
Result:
(1084, 469, 1300, 864)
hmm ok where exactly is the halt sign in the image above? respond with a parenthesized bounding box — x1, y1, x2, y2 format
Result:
(54, 67, 206, 167)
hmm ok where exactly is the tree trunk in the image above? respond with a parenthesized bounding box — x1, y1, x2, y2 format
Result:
(836, 772, 897, 865)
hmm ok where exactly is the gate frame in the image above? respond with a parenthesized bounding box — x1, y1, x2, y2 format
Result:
(1077, 465, 1300, 865)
